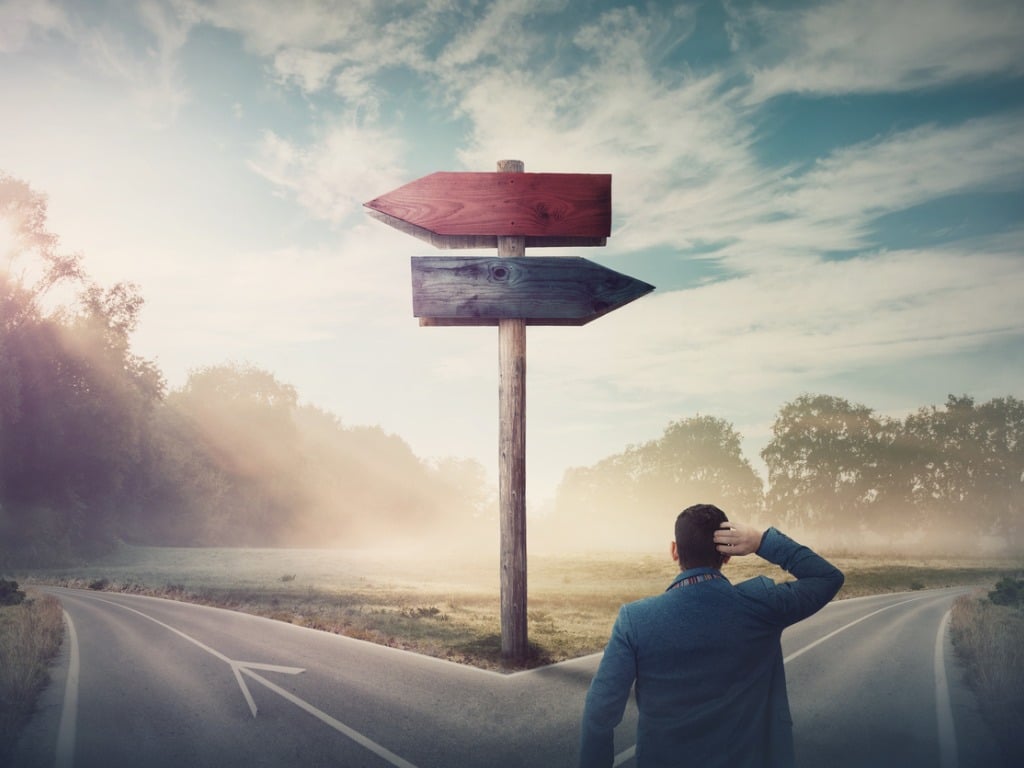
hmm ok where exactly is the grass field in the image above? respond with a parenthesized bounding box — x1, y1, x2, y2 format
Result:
(18, 544, 1020, 670)
(0, 590, 64, 763)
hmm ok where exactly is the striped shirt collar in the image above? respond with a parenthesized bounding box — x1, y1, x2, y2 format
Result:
(667, 567, 728, 591)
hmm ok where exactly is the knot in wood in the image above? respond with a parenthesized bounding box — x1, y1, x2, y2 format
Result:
(489, 262, 512, 282)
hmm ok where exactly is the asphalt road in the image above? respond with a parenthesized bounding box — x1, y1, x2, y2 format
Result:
(10, 585, 1003, 768)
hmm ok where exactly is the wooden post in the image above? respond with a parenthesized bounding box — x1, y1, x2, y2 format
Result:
(497, 159, 528, 662)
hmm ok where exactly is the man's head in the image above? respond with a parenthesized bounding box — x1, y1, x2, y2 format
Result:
(672, 503, 729, 570)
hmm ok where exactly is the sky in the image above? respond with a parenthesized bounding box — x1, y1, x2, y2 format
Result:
(1, 0, 1022, 511)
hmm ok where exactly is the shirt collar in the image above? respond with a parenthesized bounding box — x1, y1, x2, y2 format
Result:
(667, 566, 729, 590)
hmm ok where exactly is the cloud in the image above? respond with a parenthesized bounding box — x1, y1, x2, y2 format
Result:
(434, 0, 568, 71)
(65, 0, 194, 126)
(272, 47, 345, 92)
(734, 0, 1024, 102)
(0, 0, 68, 53)
(709, 112, 1024, 270)
(248, 118, 408, 223)
(181, 0, 443, 110)
(784, 114, 1024, 218)
(180, 0, 367, 55)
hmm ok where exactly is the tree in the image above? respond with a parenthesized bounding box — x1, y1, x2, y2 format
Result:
(553, 415, 763, 550)
(761, 394, 886, 538)
(139, 365, 492, 549)
(0, 174, 162, 565)
(899, 395, 1024, 547)
(159, 364, 303, 545)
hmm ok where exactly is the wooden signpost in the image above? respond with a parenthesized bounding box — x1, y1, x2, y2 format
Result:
(411, 256, 653, 325)
(366, 160, 653, 662)
(365, 170, 611, 249)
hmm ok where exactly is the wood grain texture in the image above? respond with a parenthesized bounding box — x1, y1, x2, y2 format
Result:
(365, 172, 611, 239)
(411, 256, 655, 325)
(496, 160, 528, 663)
(498, 316, 527, 661)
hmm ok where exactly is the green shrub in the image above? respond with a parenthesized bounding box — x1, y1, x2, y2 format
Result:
(989, 576, 1023, 608)
(0, 579, 25, 607)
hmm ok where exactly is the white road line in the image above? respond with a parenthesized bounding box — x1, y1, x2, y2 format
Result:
(55, 610, 80, 768)
(87, 595, 302, 717)
(783, 594, 932, 664)
(612, 744, 636, 767)
(92, 595, 233, 662)
(81, 593, 420, 768)
(934, 608, 958, 768)
(240, 666, 420, 768)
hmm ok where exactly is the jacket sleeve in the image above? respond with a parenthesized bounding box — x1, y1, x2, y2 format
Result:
(754, 527, 845, 627)
(579, 606, 637, 768)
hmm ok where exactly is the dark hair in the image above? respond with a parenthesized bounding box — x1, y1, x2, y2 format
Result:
(675, 503, 729, 569)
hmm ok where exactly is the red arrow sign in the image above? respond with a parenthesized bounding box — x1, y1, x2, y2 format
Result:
(365, 172, 611, 248)
(411, 256, 654, 326)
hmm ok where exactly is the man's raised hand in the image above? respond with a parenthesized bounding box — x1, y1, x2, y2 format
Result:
(714, 522, 764, 557)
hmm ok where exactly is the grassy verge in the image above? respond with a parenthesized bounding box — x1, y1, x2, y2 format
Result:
(0, 590, 65, 763)
(949, 590, 1024, 766)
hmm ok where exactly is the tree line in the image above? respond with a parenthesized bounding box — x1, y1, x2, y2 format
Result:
(0, 174, 493, 567)
(547, 394, 1023, 553)
(2, 173, 1021, 564)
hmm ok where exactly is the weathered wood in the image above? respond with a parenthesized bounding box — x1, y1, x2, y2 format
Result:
(497, 160, 528, 663)
(411, 256, 655, 325)
(364, 171, 611, 243)
(499, 315, 527, 661)
(365, 209, 606, 249)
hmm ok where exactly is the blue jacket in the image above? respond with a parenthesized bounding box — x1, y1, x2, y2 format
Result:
(579, 528, 844, 768)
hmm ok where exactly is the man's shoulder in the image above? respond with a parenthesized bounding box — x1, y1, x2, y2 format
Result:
(616, 590, 679, 627)
(731, 574, 781, 609)
(621, 592, 664, 615)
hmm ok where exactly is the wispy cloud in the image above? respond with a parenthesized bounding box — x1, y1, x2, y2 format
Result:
(713, 112, 1024, 270)
(248, 118, 408, 223)
(49, 0, 194, 126)
(733, 0, 1024, 102)
(784, 114, 1024, 217)
(0, 0, 68, 53)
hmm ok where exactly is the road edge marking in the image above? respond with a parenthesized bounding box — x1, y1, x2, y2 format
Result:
(934, 608, 958, 768)
(55, 609, 80, 768)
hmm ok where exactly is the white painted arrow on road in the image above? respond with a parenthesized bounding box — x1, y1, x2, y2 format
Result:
(88, 595, 419, 768)
(229, 660, 304, 718)
(92, 596, 304, 716)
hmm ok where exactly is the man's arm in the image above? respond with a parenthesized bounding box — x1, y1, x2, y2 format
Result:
(579, 606, 637, 768)
(715, 523, 844, 625)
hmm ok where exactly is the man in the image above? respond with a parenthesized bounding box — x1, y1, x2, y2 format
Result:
(578, 503, 844, 768)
